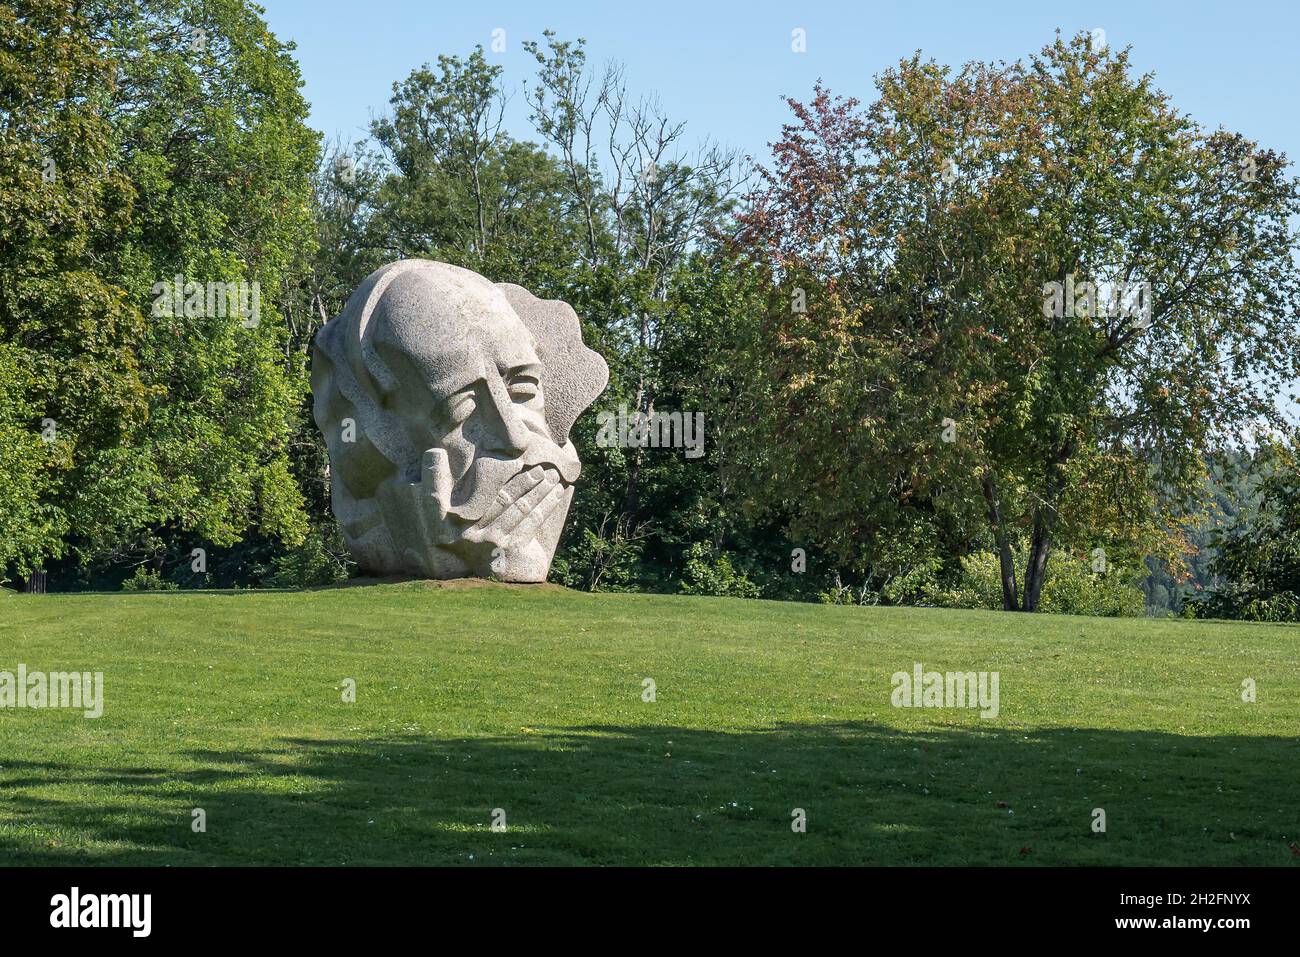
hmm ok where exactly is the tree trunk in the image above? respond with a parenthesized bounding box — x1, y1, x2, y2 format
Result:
(1021, 438, 1075, 612)
(1021, 511, 1053, 612)
(981, 471, 1020, 611)
(621, 383, 653, 521)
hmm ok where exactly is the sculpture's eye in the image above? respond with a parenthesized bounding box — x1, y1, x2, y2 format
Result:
(508, 375, 540, 403)
(447, 390, 476, 423)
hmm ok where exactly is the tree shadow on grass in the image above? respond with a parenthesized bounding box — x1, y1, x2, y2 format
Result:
(1, 722, 1296, 865)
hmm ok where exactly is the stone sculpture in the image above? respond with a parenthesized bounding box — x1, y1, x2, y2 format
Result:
(311, 260, 607, 582)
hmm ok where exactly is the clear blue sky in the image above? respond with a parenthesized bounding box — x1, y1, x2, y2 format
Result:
(260, 0, 1299, 170)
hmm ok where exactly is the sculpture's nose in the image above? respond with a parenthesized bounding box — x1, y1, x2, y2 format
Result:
(480, 373, 534, 455)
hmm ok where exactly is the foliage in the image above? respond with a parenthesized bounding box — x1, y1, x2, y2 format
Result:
(678, 542, 761, 598)
(736, 32, 1300, 612)
(1, 0, 319, 586)
(0, 0, 144, 580)
(817, 540, 944, 607)
(0, 345, 64, 582)
(6, 19, 1298, 624)
(120, 565, 179, 591)
(1141, 452, 1264, 614)
(261, 526, 351, 589)
(1191, 444, 1300, 621)
(549, 512, 652, 592)
(927, 547, 1145, 617)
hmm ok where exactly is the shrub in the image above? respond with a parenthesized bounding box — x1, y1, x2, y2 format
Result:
(551, 513, 652, 591)
(261, 529, 351, 588)
(121, 567, 179, 592)
(926, 549, 1144, 617)
(679, 542, 761, 598)
(818, 557, 943, 606)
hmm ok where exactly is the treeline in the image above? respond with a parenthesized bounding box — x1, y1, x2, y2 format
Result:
(3, 1, 1300, 620)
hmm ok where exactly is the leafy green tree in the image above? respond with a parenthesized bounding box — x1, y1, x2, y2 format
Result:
(97, 0, 318, 560)
(738, 33, 1300, 611)
(368, 47, 583, 285)
(522, 32, 747, 529)
(0, 0, 146, 584)
(1, 0, 318, 587)
(1192, 444, 1300, 621)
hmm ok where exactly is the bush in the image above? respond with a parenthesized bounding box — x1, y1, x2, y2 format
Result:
(925, 549, 1144, 617)
(1039, 553, 1146, 617)
(1191, 584, 1300, 622)
(818, 557, 944, 606)
(816, 532, 945, 606)
(121, 567, 179, 592)
(551, 513, 652, 591)
(261, 529, 351, 588)
(1240, 592, 1300, 622)
(679, 542, 761, 598)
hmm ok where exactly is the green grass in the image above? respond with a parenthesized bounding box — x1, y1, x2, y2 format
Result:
(1, 582, 1297, 866)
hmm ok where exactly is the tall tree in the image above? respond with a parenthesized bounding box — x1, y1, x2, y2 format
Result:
(1, 0, 319, 586)
(522, 32, 746, 524)
(738, 33, 1300, 610)
(0, 0, 145, 584)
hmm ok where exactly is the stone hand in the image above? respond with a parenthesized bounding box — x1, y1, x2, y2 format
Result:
(464, 464, 567, 548)
(421, 451, 567, 552)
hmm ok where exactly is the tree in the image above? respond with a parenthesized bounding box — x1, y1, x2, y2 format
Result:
(1, 0, 319, 586)
(737, 33, 1300, 611)
(522, 32, 748, 525)
(1193, 443, 1300, 621)
(0, 0, 146, 584)
(368, 47, 582, 283)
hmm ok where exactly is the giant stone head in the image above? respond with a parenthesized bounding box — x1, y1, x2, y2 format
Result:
(311, 260, 608, 582)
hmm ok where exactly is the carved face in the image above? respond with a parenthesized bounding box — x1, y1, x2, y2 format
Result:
(311, 260, 607, 582)
(421, 317, 554, 521)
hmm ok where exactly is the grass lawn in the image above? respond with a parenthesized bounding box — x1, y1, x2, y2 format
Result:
(1, 581, 1297, 866)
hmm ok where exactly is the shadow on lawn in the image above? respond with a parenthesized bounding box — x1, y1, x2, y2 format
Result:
(2, 722, 1297, 866)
